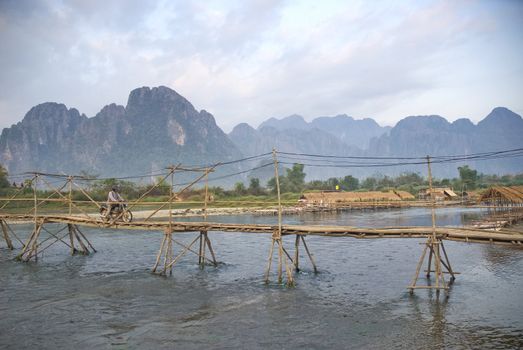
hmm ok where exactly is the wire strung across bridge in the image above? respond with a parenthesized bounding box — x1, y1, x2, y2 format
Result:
(2, 147, 523, 293)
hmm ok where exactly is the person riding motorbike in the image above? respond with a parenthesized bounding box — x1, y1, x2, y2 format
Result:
(107, 186, 124, 215)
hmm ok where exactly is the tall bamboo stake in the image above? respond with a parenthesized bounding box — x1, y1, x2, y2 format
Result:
(33, 174, 38, 241)
(408, 155, 454, 292)
(68, 176, 73, 216)
(264, 238, 275, 284)
(169, 167, 174, 234)
(1, 220, 14, 250)
(294, 234, 300, 271)
(272, 149, 283, 239)
(68, 224, 77, 255)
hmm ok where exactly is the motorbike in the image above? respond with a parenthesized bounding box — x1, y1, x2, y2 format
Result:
(100, 203, 133, 223)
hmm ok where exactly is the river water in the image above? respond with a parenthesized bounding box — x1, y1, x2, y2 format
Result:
(1, 207, 522, 349)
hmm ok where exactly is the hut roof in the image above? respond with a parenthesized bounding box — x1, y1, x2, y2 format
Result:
(301, 190, 408, 203)
(479, 186, 523, 204)
(393, 190, 416, 200)
(443, 189, 458, 197)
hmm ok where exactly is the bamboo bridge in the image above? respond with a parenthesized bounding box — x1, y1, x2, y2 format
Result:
(2, 151, 523, 293)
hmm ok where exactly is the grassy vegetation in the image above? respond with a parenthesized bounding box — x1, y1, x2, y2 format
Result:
(1, 162, 522, 215)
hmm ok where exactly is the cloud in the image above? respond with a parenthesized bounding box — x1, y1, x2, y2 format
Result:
(0, 0, 522, 131)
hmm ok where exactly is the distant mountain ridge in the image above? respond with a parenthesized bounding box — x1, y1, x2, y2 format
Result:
(256, 113, 390, 149)
(1, 86, 522, 185)
(365, 107, 523, 177)
(0, 86, 243, 183)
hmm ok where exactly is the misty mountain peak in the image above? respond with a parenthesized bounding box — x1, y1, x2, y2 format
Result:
(258, 114, 308, 130)
(451, 118, 475, 132)
(231, 123, 256, 134)
(478, 107, 523, 129)
(126, 86, 194, 113)
(394, 115, 450, 131)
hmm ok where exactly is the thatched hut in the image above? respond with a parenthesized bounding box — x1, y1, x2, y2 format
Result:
(393, 190, 416, 200)
(479, 186, 523, 206)
(299, 190, 413, 206)
(418, 187, 458, 201)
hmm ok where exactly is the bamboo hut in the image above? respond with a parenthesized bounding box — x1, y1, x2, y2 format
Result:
(418, 187, 458, 201)
(393, 190, 416, 200)
(479, 186, 523, 206)
(300, 190, 413, 207)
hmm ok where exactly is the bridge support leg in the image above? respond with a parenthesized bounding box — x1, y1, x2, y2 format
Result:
(301, 236, 318, 274)
(197, 231, 218, 269)
(1, 219, 14, 250)
(16, 221, 43, 262)
(153, 230, 218, 276)
(408, 236, 456, 293)
(264, 231, 295, 286)
(67, 224, 96, 256)
(294, 235, 300, 271)
(203, 231, 218, 267)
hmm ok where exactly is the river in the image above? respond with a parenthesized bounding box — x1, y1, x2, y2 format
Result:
(1, 207, 522, 349)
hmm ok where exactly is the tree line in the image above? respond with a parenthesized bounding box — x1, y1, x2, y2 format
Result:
(2, 163, 523, 200)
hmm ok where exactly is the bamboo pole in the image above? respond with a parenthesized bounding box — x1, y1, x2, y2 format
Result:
(165, 235, 201, 270)
(408, 155, 453, 292)
(40, 177, 91, 219)
(198, 231, 204, 267)
(68, 224, 77, 255)
(171, 236, 216, 265)
(74, 225, 96, 253)
(264, 238, 275, 284)
(204, 233, 218, 267)
(409, 242, 429, 292)
(33, 174, 38, 242)
(1, 219, 14, 250)
(144, 166, 215, 221)
(426, 246, 433, 278)
(169, 166, 174, 235)
(68, 176, 73, 216)
(72, 226, 89, 255)
(277, 237, 283, 284)
(301, 236, 318, 273)
(294, 234, 300, 271)
(272, 149, 282, 239)
(440, 240, 455, 280)
(152, 231, 168, 273)
(23, 181, 68, 216)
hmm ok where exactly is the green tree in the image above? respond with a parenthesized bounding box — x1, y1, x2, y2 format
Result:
(248, 177, 263, 195)
(0, 164, 9, 188)
(458, 165, 478, 190)
(234, 182, 247, 195)
(266, 177, 277, 194)
(361, 177, 378, 190)
(285, 163, 306, 192)
(341, 175, 359, 191)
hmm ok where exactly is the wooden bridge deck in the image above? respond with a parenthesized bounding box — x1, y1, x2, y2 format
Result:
(2, 214, 522, 247)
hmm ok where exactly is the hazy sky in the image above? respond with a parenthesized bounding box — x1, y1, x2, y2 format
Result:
(0, 0, 522, 131)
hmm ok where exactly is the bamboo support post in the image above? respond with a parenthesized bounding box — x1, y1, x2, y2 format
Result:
(1, 219, 14, 250)
(17, 221, 43, 262)
(264, 238, 275, 284)
(408, 155, 454, 292)
(204, 232, 218, 267)
(165, 235, 200, 270)
(68, 176, 73, 215)
(301, 236, 318, 273)
(68, 224, 77, 255)
(74, 225, 96, 253)
(294, 234, 300, 271)
(152, 231, 168, 273)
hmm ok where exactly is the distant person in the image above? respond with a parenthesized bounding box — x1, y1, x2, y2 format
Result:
(107, 186, 124, 214)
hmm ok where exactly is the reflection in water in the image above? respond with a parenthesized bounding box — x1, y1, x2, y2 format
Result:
(0, 207, 522, 349)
